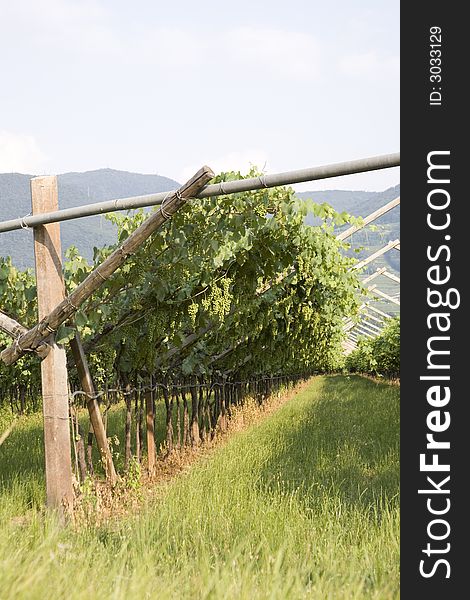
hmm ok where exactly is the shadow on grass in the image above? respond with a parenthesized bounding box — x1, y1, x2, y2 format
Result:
(0, 402, 168, 498)
(258, 375, 400, 514)
(0, 416, 46, 507)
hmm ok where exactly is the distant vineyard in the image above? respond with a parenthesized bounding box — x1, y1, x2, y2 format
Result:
(345, 317, 400, 378)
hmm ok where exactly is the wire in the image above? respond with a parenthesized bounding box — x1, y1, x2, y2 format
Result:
(67, 373, 315, 404)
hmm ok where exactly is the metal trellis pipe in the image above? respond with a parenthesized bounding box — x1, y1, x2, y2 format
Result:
(0, 152, 400, 233)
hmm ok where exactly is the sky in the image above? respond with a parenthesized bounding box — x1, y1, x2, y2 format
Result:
(0, 0, 399, 191)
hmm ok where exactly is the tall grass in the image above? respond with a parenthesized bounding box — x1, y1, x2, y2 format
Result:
(0, 376, 399, 599)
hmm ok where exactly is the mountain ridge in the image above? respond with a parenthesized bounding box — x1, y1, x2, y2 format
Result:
(0, 169, 399, 271)
(0, 169, 180, 269)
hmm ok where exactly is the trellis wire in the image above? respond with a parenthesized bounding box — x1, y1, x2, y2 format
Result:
(68, 373, 315, 404)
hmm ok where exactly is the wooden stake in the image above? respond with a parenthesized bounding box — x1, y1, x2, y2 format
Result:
(145, 383, 156, 477)
(69, 332, 117, 485)
(124, 382, 132, 470)
(31, 176, 73, 518)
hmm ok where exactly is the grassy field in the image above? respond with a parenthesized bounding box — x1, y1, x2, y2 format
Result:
(0, 375, 399, 599)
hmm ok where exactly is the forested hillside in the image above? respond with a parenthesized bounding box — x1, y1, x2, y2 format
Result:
(0, 170, 399, 273)
(0, 170, 179, 269)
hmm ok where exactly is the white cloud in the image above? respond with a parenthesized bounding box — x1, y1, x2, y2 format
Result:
(1, 2, 321, 82)
(120, 25, 320, 81)
(338, 52, 399, 78)
(225, 27, 321, 81)
(125, 28, 208, 69)
(0, 131, 49, 174)
(179, 148, 271, 182)
(0, 0, 117, 57)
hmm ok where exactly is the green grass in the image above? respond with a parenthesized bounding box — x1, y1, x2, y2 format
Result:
(0, 375, 399, 599)
(0, 395, 171, 504)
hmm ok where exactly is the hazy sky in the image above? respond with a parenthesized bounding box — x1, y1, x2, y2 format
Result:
(0, 0, 399, 191)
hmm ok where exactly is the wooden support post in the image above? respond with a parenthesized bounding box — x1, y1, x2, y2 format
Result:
(355, 326, 375, 339)
(352, 239, 400, 271)
(337, 196, 400, 241)
(155, 323, 213, 369)
(31, 176, 73, 518)
(356, 323, 379, 337)
(362, 310, 386, 325)
(361, 319, 383, 333)
(69, 332, 117, 485)
(145, 379, 156, 476)
(361, 267, 386, 286)
(0, 311, 30, 340)
(0, 310, 49, 358)
(189, 379, 200, 446)
(366, 304, 393, 320)
(382, 269, 401, 284)
(368, 286, 401, 306)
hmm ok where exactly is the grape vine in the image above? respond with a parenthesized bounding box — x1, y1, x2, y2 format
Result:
(345, 317, 400, 377)
(1, 170, 363, 407)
